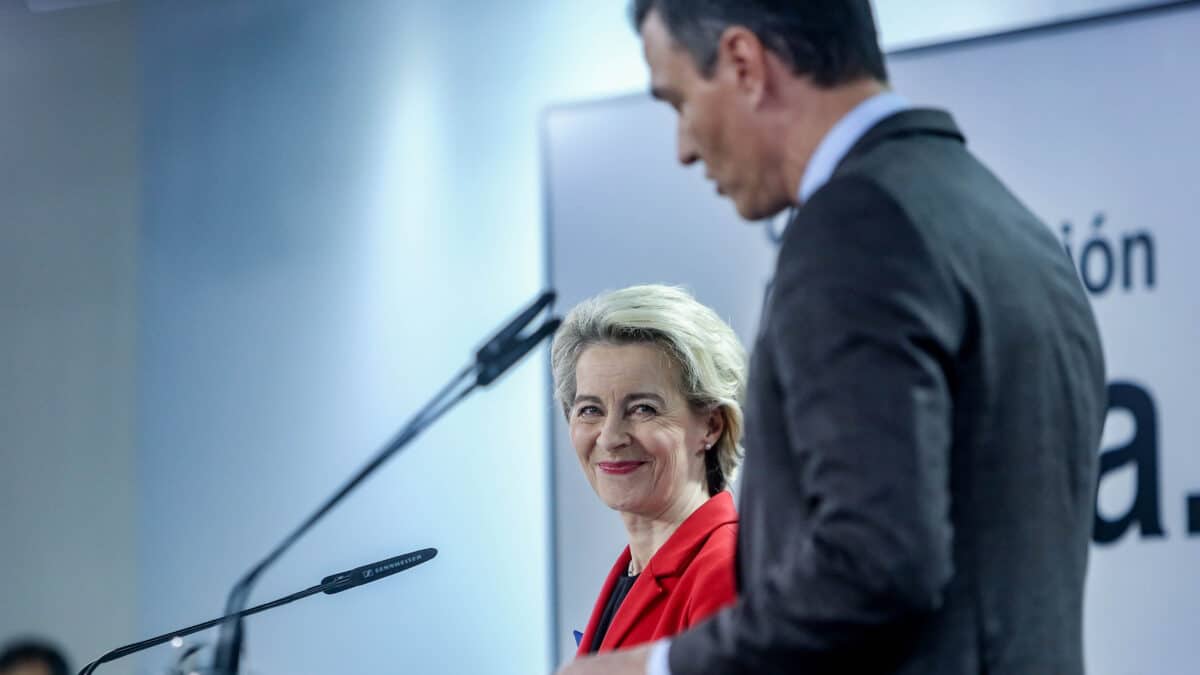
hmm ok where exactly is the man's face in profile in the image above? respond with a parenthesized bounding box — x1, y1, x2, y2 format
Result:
(640, 10, 793, 221)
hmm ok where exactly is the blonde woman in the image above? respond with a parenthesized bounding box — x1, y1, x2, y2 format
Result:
(552, 285, 747, 656)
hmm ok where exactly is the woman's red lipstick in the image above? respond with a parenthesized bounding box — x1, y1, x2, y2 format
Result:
(597, 461, 647, 475)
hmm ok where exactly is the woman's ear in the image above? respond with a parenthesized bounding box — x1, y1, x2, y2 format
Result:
(704, 406, 726, 448)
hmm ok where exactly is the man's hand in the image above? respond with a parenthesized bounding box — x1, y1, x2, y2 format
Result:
(555, 644, 652, 675)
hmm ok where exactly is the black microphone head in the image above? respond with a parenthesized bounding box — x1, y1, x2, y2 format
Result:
(476, 317, 561, 387)
(476, 290, 557, 362)
(321, 548, 438, 595)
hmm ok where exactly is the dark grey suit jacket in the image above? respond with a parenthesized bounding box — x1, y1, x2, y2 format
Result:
(670, 109, 1106, 674)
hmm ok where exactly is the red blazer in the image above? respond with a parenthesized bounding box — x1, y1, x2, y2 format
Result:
(576, 491, 738, 656)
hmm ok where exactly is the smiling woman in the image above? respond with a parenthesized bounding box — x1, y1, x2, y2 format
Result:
(550, 284, 748, 656)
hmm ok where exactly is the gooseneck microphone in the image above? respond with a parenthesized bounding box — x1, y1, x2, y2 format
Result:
(320, 548, 437, 595)
(77, 548, 437, 675)
(208, 290, 560, 675)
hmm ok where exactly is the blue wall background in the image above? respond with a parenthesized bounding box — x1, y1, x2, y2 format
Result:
(135, 1, 644, 673)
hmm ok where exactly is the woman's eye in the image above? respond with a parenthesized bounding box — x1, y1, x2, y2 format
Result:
(576, 405, 601, 418)
(630, 404, 658, 416)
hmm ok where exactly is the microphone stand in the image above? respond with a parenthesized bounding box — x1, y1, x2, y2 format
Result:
(78, 548, 438, 675)
(208, 290, 560, 675)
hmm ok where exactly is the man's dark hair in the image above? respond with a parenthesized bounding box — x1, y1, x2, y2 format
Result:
(631, 0, 888, 86)
(0, 640, 70, 675)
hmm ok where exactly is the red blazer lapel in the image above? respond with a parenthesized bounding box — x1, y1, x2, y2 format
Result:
(576, 547, 632, 656)
(641, 492, 737, 579)
(598, 567, 665, 650)
(599, 492, 739, 650)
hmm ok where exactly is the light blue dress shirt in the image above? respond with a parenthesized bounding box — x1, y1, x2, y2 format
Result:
(644, 90, 911, 675)
(799, 90, 911, 203)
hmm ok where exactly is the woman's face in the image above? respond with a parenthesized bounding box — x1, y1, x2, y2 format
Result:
(568, 343, 719, 520)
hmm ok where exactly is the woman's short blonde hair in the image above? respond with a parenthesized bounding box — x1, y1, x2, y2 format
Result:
(551, 284, 748, 494)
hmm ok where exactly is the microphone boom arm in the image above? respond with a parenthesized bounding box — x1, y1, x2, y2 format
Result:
(209, 290, 560, 674)
(78, 548, 437, 675)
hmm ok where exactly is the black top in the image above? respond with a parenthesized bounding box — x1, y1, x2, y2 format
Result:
(588, 573, 639, 653)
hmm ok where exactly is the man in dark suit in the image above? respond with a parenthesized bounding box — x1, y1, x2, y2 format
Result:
(558, 1, 1106, 674)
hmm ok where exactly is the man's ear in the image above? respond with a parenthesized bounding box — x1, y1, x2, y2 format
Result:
(716, 25, 769, 103)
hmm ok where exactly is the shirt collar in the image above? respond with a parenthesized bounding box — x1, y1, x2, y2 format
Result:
(797, 90, 911, 203)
